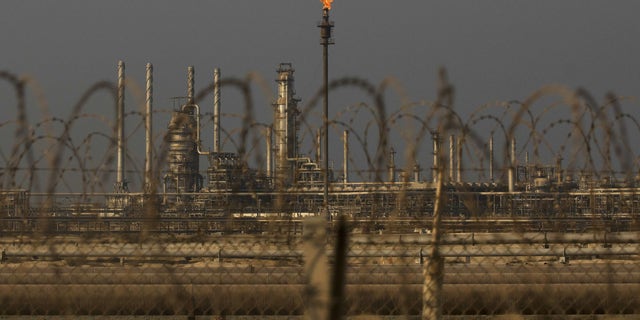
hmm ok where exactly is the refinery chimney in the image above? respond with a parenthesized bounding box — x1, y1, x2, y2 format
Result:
(144, 63, 153, 192)
(508, 137, 516, 192)
(457, 136, 463, 183)
(431, 131, 440, 183)
(213, 68, 221, 153)
(115, 60, 127, 192)
(343, 130, 348, 184)
(489, 134, 494, 182)
(187, 66, 195, 105)
(388, 148, 396, 183)
(449, 135, 455, 182)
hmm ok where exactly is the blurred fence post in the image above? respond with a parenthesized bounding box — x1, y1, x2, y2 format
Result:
(303, 216, 330, 320)
(423, 149, 446, 319)
(329, 216, 348, 320)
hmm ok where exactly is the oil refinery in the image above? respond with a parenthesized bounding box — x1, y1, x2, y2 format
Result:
(1, 6, 639, 235)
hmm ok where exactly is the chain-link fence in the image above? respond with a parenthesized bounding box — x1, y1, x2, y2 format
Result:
(2, 66, 640, 318)
(1, 214, 638, 318)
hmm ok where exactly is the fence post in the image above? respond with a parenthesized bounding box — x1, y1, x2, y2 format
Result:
(329, 216, 348, 320)
(422, 176, 445, 319)
(303, 216, 330, 320)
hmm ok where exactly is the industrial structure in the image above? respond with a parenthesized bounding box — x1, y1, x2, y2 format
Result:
(1, 7, 639, 234)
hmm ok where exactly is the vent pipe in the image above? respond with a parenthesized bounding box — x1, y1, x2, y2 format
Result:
(187, 66, 195, 105)
(266, 126, 272, 179)
(316, 129, 322, 163)
(388, 147, 396, 183)
(116, 60, 126, 192)
(213, 68, 221, 153)
(431, 131, 440, 183)
(343, 130, 349, 184)
(489, 134, 494, 182)
(449, 135, 455, 181)
(508, 137, 516, 192)
(457, 136, 463, 183)
(144, 62, 153, 192)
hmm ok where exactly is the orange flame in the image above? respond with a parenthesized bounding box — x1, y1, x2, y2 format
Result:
(321, 0, 333, 10)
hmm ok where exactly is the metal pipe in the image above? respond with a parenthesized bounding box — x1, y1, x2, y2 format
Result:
(181, 104, 209, 155)
(144, 63, 153, 192)
(388, 147, 396, 183)
(213, 68, 221, 153)
(449, 135, 455, 182)
(457, 136, 462, 183)
(343, 130, 348, 184)
(316, 129, 322, 164)
(432, 131, 439, 183)
(319, 8, 334, 210)
(266, 126, 272, 178)
(187, 66, 195, 105)
(508, 137, 516, 192)
(489, 134, 494, 182)
(116, 60, 126, 192)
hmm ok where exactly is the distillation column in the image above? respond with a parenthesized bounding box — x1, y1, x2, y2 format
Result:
(273, 63, 299, 187)
(163, 67, 202, 197)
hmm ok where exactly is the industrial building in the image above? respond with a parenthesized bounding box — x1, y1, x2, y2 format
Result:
(1, 8, 639, 234)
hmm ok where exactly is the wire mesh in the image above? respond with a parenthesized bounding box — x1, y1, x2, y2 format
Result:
(1, 66, 640, 318)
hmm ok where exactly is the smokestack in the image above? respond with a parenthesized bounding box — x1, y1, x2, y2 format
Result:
(266, 126, 272, 179)
(432, 131, 439, 183)
(388, 147, 396, 183)
(187, 66, 195, 105)
(343, 130, 348, 184)
(449, 135, 455, 181)
(457, 136, 463, 183)
(508, 137, 516, 192)
(489, 134, 494, 182)
(144, 62, 153, 192)
(213, 68, 221, 153)
(116, 60, 126, 192)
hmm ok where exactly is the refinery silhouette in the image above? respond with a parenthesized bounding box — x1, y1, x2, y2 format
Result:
(1, 1, 639, 234)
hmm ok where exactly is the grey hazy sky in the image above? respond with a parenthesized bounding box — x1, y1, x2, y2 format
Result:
(4, 1, 639, 111)
(2, 1, 640, 188)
